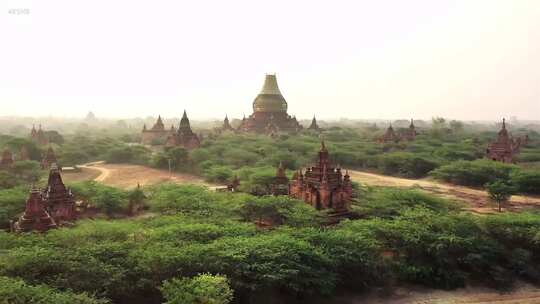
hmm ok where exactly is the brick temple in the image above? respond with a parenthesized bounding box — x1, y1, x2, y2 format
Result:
(289, 141, 352, 212)
(165, 111, 200, 150)
(41, 147, 58, 169)
(0, 149, 14, 168)
(271, 162, 289, 195)
(486, 118, 524, 163)
(14, 164, 76, 232)
(30, 124, 49, 146)
(237, 74, 302, 134)
(378, 119, 417, 143)
(141, 115, 175, 145)
(308, 116, 321, 131)
(220, 115, 235, 133)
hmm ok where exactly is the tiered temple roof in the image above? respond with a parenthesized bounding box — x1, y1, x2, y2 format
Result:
(43, 163, 76, 222)
(1, 149, 14, 168)
(378, 124, 399, 143)
(30, 124, 49, 146)
(378, 119, 417, 143)
(166, 111, 200, 150)
(14, 164, 77, 232)
(308, 116, 321, 131)
(271, 162, 289, 195)
(141, 115, 174, 145)
(486, 118, 521, 163)
(237, 74, 303, 134)
(221, 115, 235, 132)
(289, 141, 352, 212)
(41, 147, 57, 169)
(14, 187, 57, 232)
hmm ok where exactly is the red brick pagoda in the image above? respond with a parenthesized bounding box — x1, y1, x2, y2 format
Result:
(401, 119, 417, 141)
(237, 74, 302, 134)
(0, 149, 14, 168)
(220, 115, 235, 132)
(141, 115, 175, 145)
(486, 118, 521, 163)
(166, 110, 200, 150)
(14, 164, 77, 232)
(378, 119, 417, 143)
(271, 162, 289, 195)
(30, 124, 49, 146)
(308, 116, 321, 131)
(19, 146, 30, 161)
(289, 141, 352, 212)
(43, 163, 76, 223)
(378, 123, 400, 143)
(41, 147, 58, 169)
(14, 187, 57, 233)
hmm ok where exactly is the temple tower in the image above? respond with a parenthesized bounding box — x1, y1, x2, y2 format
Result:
(41, 147, 58, 169)
(238, 74, 303, 133)
(43, 163, 76, 222)
(308, 116, 321, 131)
(271, 162, 290, 195)
(221, 115, 235, 132)
(486, 118, 519, 163)
(166, 111, 200, 150)
(141, 115, 172, 145)
(14, 187, 57, 233)
(289, 141, 352, 212)
(378, 123, 399, 143)
(0, 149, 14, 168)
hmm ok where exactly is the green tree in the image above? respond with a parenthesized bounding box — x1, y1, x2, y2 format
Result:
(160, 274, 233, 304)
(485, 180, 516, 212)
(127, 184, 146, 215)
(0, 276, 108, 304)
(93, 188, 128, 216)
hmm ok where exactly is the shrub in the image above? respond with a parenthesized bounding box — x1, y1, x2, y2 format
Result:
(0, 276, 109, 304)
(511, 171, 540, 194)
(160, 274, 233, 304)
(0, 187, 27, 228)
(377, 152, 439, 178)
(430, 159, 518, 187)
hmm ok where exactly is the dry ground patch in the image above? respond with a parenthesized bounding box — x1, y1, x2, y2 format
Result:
(348, 170, 540, 213)
(74, 162, 216, 189)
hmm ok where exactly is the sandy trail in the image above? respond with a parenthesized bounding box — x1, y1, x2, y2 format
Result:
(348, 170, 540, 213)
(78, 162, 216, 189)
(337, 284, 540, 304)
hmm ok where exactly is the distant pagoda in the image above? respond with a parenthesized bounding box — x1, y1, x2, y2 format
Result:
(271, 162, 289, 195)
(486, 118, 522, 163)
(30, 124, 49, 146)
(378, 119, 417, 143)
(141, 115, 174, 145)
(401, 119, 417, 141)
(166, 111, 200, 150)
(0, 149, 14, 168)
(378, 123, 399, 143)
(237, 74, 302, 134)
(220, 115, 235, 132)
(41, 147, 58, 169)
(308, 116, 321, 131)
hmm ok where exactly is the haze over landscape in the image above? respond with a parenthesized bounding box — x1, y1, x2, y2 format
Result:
(1, 0, 539, 120)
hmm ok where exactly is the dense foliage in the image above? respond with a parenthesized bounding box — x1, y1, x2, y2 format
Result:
(0, 276, 108, 304)
(1, 185, 539, 304)
(160, 274, 234, 304)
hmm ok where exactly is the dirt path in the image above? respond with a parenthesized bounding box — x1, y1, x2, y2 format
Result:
(348, 170, 540, 213)
(335, 284, 540, 304)
(78, 162, 216, 189)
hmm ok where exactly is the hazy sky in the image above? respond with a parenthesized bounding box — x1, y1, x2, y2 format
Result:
(1, 0, 539, 120)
